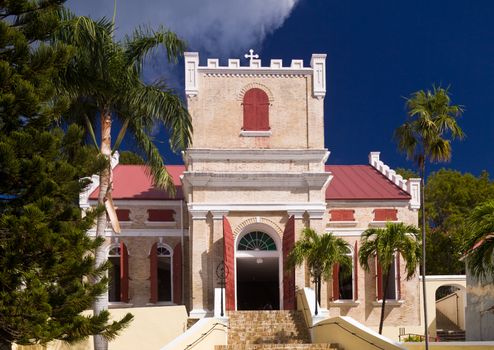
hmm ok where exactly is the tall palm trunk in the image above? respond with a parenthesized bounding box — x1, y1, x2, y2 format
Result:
(378, 268, 390, 334)
(420, 162, 429, 349)
(94, 109, 112, 350)
(317, 275, 322, 304)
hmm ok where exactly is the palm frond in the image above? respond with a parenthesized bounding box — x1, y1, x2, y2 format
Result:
(127, 118, 175, 194)
(124, 26, 186, 74)
(129, 83, 192, 152)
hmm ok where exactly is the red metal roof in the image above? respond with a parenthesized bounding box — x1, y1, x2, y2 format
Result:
(89, 165, 184, 200)
(325, 165, 411, 201)
(89, 164, 410, 202)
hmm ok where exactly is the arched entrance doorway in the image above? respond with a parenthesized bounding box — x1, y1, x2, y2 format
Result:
(236, 231, 280, 310)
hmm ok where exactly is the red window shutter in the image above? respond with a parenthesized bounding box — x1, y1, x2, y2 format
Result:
(282, 216, 296, 310)
(243, 88, 269, 131)
(396, 253, 401, 300)
(330, 209, 355, 221)
(148, 209, 175, 222)
(374, 209, 398, 221)
(223, 217, 235, 311)
(173, 243, 182, 304)
(120, 242, 129, 303)
(354, 241, 359, 300)
(376, 256, 383, 300)
(332, 263, 340, 301)
(116, 209, 130, 221)
(150, 242, 158, 303)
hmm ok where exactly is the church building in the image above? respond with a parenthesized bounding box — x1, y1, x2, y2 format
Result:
(80, 51, 423, 332)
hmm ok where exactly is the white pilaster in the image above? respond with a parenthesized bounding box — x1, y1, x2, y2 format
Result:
(310, 54, 327, 98)
(184, 52, 199, 96)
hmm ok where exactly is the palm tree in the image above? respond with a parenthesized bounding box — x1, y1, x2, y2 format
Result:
(359, 222, 421, 334)
(394, 86, 464, 348)
(54, 14, 192, 350)
(464, 200, 494, 281)
(287, 228, 350, 315)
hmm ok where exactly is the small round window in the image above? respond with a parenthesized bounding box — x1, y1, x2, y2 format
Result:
(238, 231, 276, 251)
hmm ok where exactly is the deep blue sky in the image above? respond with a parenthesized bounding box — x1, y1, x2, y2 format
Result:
(70, 0, 494, 178)
(257, 1, 494, 177)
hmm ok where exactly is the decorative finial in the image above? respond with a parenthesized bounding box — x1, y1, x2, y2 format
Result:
(244, 49, 259, 63)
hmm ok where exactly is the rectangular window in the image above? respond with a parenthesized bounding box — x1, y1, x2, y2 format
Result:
(116, 209, 131, 221)
(373, 209, 398, 221)
(330, 209, 355, 221)
(148, 209, 175, 222)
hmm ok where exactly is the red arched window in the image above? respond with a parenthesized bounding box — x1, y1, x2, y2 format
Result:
(243, 88, 270, 131)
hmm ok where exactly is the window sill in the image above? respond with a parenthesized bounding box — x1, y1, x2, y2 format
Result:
(368, 221, 401, 228)
(327, 221, 358, 228)
(372, 300, 404, 307)
(240, 130, 272, 137)
(146, 301, 175, 306)
(144, 221, 176, 227)
(329, 300, 360, 307)
(109, 302, 134, 309)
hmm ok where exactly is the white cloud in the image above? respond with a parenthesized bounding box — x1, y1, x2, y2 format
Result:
(67, 0, 300, 58)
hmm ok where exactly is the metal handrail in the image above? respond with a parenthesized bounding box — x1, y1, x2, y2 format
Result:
(184, 322, 229, 350)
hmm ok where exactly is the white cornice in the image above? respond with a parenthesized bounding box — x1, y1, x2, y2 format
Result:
(88, 199, 184, 207)
(421, 275, 466, 282)
(199, 67, 312, 76)
(188, 202, 326, 215)
(326, 200, 409, 207)
(185, 148, 329, 162)
(86, 228, 188, 237)
(182, 171, 330, 189)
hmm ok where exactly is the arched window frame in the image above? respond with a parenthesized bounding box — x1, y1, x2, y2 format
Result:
(107, 242, 129, 303)
(241, 88, 271, 135)
(376, 251, 401, 301)
(332, 241, 358, 302)
(237, 231, 277, 251)
(150, 242, 176, 304)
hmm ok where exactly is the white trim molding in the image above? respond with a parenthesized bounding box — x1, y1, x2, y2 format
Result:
(185, 148, 329, 163)
(86, 228, 188, 237)
(368, 151, 421, 210)
(182, 171, 331, 189)
(239, 130, 272, 137)
(188, 202, 327, 219)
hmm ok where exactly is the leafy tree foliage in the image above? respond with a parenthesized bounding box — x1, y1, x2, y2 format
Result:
(53, 11, 192, 350)
(425, 169, 494, 274)
(0, 1, 131, 348)
(395, 168, 419, 180)
(118, 151, 145, 165)
(464, 200, 494, 281)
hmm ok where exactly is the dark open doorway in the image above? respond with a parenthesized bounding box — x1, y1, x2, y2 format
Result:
(236, 256, 279, 310)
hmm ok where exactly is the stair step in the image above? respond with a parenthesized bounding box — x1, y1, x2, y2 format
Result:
(227, 311, 311, 345)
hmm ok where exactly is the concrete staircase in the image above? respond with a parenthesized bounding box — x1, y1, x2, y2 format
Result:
(215, 310, 338, 350)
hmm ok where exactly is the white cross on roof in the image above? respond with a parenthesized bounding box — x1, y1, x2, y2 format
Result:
(244, 49, 259, 62)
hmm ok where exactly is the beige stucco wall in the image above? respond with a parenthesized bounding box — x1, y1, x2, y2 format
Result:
(13, 306, 188, 350)
(465, 271, 494, 341)
(436, 291, 465, 330)
(312, 317, 406, 350)
(187, 74, 324, 150)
